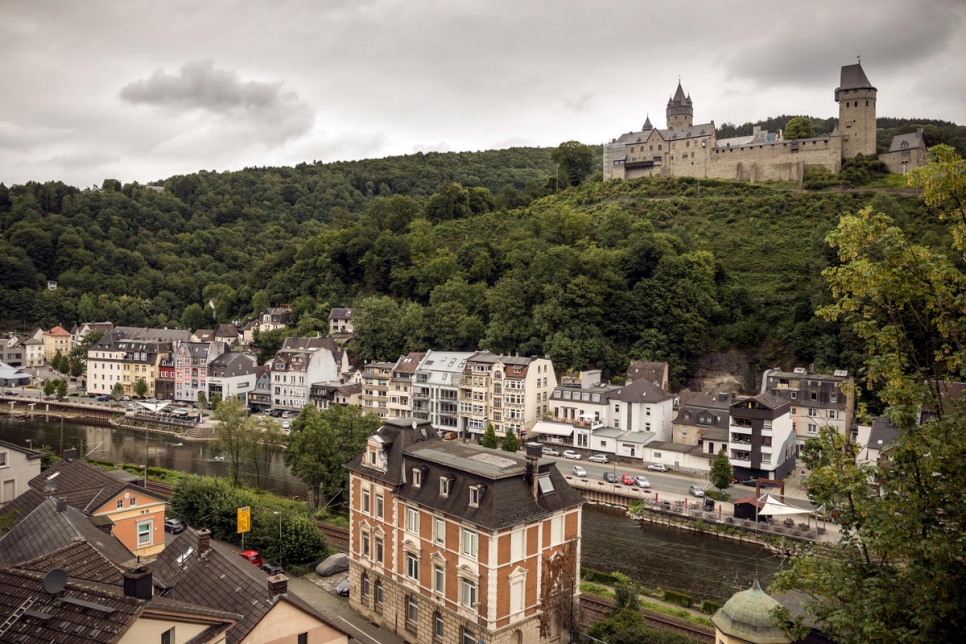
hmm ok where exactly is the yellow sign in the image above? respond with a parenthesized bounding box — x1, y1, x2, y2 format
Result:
(237, 506, 251, 534)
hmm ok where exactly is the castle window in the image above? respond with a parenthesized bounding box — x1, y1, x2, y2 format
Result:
(866, 100, 869, 106)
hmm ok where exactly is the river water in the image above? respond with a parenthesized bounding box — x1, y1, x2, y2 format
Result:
(1, 415, 780, 604)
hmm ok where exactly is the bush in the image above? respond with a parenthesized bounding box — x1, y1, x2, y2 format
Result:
(581, 567, 618, 585)
(700, 599, 723, 614)
(663, 589, 694, 609)
(802, 166, 839, 190)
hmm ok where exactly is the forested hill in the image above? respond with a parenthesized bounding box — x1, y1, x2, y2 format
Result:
(0, 144, 944, 397)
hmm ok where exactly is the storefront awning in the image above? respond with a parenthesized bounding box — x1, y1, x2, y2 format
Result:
(530, 421, 575, 437)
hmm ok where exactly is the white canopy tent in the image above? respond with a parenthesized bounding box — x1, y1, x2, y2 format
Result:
(756, 493, 818, 528)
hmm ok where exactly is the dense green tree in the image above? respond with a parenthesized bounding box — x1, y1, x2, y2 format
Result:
(212, 397, 249, 486)
(551, 141, 595, 189)
(501, 426, 519, 452)
(134, 378, 148, 398)
(180, 303, 209, 331)
(771, 146, 966, 643)
(481, 423, 498, 448)
(111, 382, 124, 405)
(283, 405, 381, 507)
(55, 380, 68, 398)
(708, 448, 733, 498)
(43, 380, 55, 397)
(196, 391, 208, 411)
(783, 116, 815, 139)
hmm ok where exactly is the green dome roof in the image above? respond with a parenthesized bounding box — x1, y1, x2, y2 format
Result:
(710, 580, 792, 644)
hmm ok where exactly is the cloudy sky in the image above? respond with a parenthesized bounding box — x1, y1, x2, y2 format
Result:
(2, 0, 964, 188)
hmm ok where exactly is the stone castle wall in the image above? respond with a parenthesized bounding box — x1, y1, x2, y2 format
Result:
(623, 136, 842, 183)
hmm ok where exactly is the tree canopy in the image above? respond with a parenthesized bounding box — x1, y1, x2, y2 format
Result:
(771, 146, 966, 643)
(783, 116, 815, 140)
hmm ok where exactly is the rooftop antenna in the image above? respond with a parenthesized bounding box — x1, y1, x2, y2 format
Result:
(857, 54, 861, 63)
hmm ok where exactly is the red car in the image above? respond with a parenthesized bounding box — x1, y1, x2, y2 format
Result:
(621, 474, 635, 485)
(239, 550, 263, 566)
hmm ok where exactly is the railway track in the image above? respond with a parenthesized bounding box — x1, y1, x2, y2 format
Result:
(314, 521, 349, 552)
(579, 593, 715, 643)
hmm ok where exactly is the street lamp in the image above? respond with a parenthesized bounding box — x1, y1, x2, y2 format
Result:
(272, 511, 282, 568)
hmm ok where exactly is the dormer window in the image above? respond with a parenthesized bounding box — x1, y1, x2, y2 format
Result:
(469, 484, 486, 508)
(412, 467, 423, 487)
(439, 476, 453, 497)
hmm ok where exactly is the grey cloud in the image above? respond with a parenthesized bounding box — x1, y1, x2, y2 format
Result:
(121, 60, 286, 113)
(119, 60, 315, 147)
(722, 2, 963, 87)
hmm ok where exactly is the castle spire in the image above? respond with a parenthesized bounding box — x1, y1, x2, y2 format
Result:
(642, 114, 653, 131)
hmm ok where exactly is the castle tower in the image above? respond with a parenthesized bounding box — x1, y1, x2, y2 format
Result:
(835, 62, 877, 159)
(666, 82, 693, 129)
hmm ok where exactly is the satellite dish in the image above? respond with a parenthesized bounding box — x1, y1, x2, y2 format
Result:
(43, 568, 68, 595)
(411, 421, 417, 430)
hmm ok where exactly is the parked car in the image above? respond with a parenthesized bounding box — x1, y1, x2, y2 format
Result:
(335, 576, 350, 597)
(122, 395, 131, 401)
(588, 454, 609, 464)
(621, 473, 635, 485)
(96, 395, 111, 402)
(563, 450, 581, 460)
(541, 446, 560, 457)
(634, 476, 651, 489)
(164, 518, 186, 534)
(239, 550, 263, 566)
(688, 484, 706, 497)
(260, 562, 284, 575)
(603, 472, 618, 483)
(4, 390, 18, 396)
(572, 466, 587, 477)
(281, 421, 291, 430)
(647, 463, 669, 472)
(736, 477, 758, 487)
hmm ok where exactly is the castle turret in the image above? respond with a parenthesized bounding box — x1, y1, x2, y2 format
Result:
(666, 82, 693, 129)
(642, 115, 653, 131)
(835, 62, 877, 159)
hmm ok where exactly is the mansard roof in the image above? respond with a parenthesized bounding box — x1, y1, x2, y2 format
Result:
(346, 418, 584, 531)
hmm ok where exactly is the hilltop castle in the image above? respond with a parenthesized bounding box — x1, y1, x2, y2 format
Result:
(603, 63, 926, 183)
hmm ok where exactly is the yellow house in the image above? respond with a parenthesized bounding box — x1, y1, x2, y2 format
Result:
(92, 486, 169, 558)
(43, 325, 72, 362)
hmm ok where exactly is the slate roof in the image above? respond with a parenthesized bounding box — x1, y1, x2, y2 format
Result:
(208, 352, 254, 378)
(0, 438, 43, 460)
(607, 378, 671, 404)
(26, 459, 165, 516)
(214, 323, 239, 339)
(837, 63, 876, 92)
(732, 392, 788, 412)
(627, 360, 667, 383)
(673, 390, 731, 428)
(98, 326, 192, 344)
(888, 130, 925, 152)
(346, 418, 584, 531)
(154, 528, 347, 644)
(0, 496, 135, 567)
(868, 417, 902, 451)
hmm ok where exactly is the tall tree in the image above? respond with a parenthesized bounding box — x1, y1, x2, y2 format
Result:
(212, 396, 249, 486)
(708, 448, 733, 499)
(783, 116, 814, 139)
(481, 423, 498, 448)
(134, 378, 148, 399)
(501, 426, 519, 452)
(111, 382, 124, 406)
(551, 141, 595, 189)
(771, 146, 966, 643)
(283, 405, 381, 508)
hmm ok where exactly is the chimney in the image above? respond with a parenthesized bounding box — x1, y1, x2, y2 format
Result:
(197, 528, 211, 556)
(56, 499, 68, 512)
(524, 442, 542, 499)
(268, 574, 289, 601)
(123, 566, 153, 600)
(62, 447, 78, 461)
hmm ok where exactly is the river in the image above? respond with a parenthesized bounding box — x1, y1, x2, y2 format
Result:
(1, 415, 780, 604)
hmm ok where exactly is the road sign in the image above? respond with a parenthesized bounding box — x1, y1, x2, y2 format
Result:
(237, 506, 251, 534)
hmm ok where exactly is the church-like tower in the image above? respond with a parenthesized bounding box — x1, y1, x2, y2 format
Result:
(835, 62, 877, 158)
(666, 82, 693, 129)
